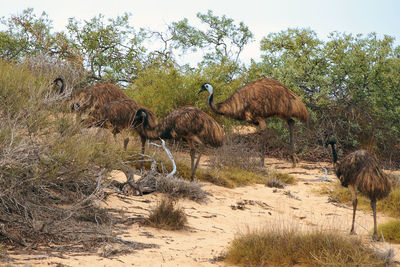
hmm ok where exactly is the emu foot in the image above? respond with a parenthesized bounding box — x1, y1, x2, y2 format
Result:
(260, 157, 265, 167)
(290, 154, 298, 167)
(371, 232, 380, 241)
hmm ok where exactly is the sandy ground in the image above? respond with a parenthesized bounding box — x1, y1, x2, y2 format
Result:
(7, 156, 400, 266)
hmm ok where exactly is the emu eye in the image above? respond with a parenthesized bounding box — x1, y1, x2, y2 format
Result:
(71, 103, 80, 110)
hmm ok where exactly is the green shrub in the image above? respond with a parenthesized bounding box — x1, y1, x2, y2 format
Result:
(377, 219, 400, 243)
(377, 187, 400, 218)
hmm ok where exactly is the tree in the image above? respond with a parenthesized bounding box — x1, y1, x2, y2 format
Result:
(0, 9, 61, 61)
(66, 13, 147, 84)
(256, 28, 400, 160)
(169, 10, 254, 65)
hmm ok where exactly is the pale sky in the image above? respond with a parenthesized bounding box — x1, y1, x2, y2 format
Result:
(1, 0, 399, 64)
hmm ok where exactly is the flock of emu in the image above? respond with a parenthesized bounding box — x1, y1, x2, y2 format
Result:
(54, 77, 391, 239)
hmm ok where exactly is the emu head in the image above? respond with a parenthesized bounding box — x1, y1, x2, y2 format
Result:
(198, 83, 214, 95)
(53, 77, 65, 94)
(70, 102, 80, 111)
(70, 93, 92, 112)
(325, 137, 336, 148)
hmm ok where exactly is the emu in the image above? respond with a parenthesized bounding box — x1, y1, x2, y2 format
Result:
(327, 139, 391, 239)
(55, 78, 140, 150)
(134, 106, 224, 181)
(199, 78, 308, 167)
(53, 77, 129, 113)
(89, 98, 158, 153)
(70, 81, 129, 113)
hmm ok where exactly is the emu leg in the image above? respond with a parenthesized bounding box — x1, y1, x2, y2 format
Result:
(349, 185, 358, 235)
(257, 119, 267, 167)
(371, 197, 378, 239)
(191, 147, 204, 181)
(190, 147, 196, 181)
(140, 136, 146, 170)
(287, 119, 297, 167)
(123, 137, 129, 151)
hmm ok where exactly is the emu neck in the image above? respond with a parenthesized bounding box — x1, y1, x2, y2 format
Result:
(329, 143, 338, 164)
(140, 118, 168, 140)
(208, 92, 224, 116)
(60, 81, 65, 94)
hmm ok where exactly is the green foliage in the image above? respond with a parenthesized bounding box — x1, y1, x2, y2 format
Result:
(0, 9, 76, 63)
(170, 10, 254, 63)
(125, 61, 197, 118)
(255, 28, 400, 160)
(0, 59, 123, 181)
(376, 219, 400, 243)
(66, 13, 146, 84)
(377, 187, 400, 218)
(0, 9, 52, 60)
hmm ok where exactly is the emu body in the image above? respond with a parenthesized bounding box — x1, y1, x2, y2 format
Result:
(199, 78, 308, 166)
(89, 98, 158, 154)
(70, 83, 128, 113)
(328, 141, 391, 238)
(135, 106, 224, 181)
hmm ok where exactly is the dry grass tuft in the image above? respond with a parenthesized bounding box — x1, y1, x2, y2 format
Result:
(266, 171, 296, 187)
(156, 176, 208, 202)
(224, 227, 387, 266)
(208, 133, 260, 171)
(144, 197, 187, 230)
(266, 178, 285, 188)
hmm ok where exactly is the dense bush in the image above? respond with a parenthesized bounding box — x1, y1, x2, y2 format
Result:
(251, 29, 400, 164)
(0, 60, 125, 249)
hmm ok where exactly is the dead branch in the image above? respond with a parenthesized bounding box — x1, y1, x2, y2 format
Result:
(149, 139, 176, 178)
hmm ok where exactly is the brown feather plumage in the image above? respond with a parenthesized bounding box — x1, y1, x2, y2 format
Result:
(70, 83, 128, 112)
(336, 150, 391, 200)
(328, 141, 391, 238)
(200, 78, 308, 166)
(137, 106, 224, 147)
(89, 98, 158, 139)
(136, 105, 224, 180)
(209, 78, 308, 124)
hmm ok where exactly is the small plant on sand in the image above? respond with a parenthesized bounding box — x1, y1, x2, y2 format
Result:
(144, 197, 187, 230)
(224, 227, 388, 266)
(265, 172, 296, 188)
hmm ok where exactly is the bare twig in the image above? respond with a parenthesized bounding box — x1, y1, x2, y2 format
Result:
(149, 139, 176, 178)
